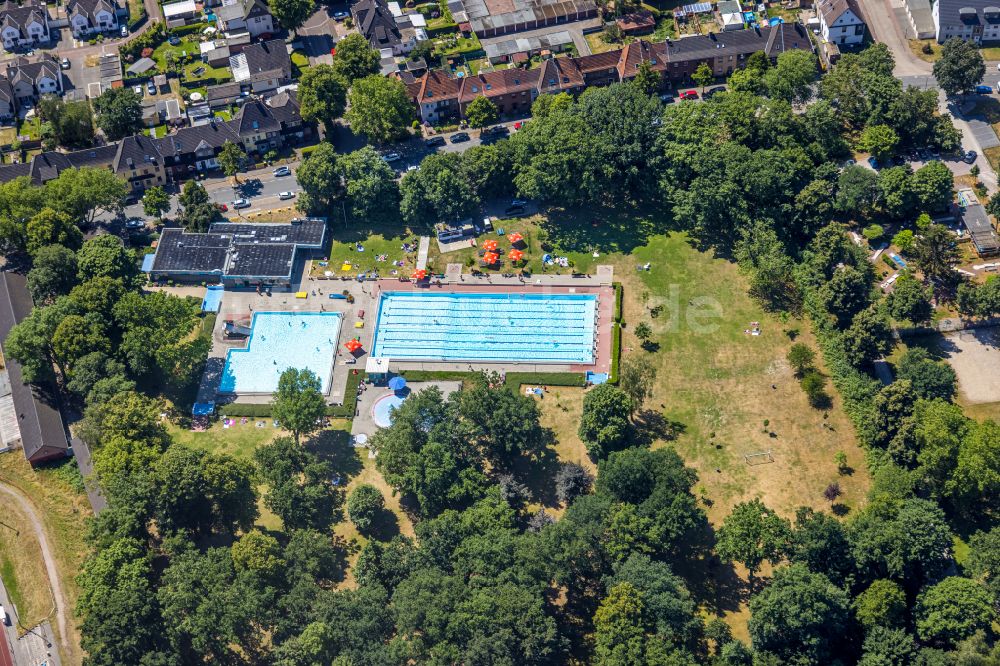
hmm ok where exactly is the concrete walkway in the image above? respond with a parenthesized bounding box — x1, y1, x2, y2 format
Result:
(416, 237, 430, 271)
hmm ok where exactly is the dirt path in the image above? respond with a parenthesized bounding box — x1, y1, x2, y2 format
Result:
(0, 483, 71, 661)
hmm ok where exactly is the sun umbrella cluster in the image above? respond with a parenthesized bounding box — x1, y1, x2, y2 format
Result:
(508, 232, 524, 245)
(411, 269, 428, 280)
(482, 252, 499, 265)
(482, 239, 499, 251)
(344, 338, 363, 353)
(508, 249, 524, 262)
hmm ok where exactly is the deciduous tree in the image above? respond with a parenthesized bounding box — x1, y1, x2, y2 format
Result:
(298, 65, 349, 135)
(916, 576, 996, 646)
(933, 37, 986, 96)
(271, 367, 326, 444)
(465, 96, 499, 130)
(93, 87, 143, 140)
(345, 75, 415, 144)
(330, 33, 380, 82)
(270, 0, 314, 33)
(142, 186, 170, 220)
(295, 142, 344, 216)
(579, 384, 632, 459)
(716, 498, 790, 577)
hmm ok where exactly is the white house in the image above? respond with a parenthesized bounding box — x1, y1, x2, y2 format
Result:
(0, 1, 51, 51)
(933, 0, 1000, 43)
(66, 0, 118, 36)
(216, 0, 274, 37)
(817, 0, 866, 45)
(5, 57, 61, 105)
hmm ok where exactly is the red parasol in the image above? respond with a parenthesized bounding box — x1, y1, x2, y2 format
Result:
(344, 339, 362, 352)
(482, 239, 498, 251)
(411, 269, 428, 280)
(508, 232, 524, 244)
(482, 252, 499, 265)
(508, 249, 524, 262)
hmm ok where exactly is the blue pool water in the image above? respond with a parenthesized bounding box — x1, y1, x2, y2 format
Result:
(371, 292, 598, 363)
(220, 312, 343, 394)
(201, 285, 224, 312)
(372, 393, 405, 427)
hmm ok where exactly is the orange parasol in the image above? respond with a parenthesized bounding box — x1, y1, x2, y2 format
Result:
(482, 252, 499, 265)
(508, 249, 524, 262)
(508, 232, 524, 244)
(412, 269, 428, 280)
(482, 239, 498, 251)
(344, 339, 363, 353)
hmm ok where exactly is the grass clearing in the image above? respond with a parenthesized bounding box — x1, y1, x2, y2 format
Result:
(0, 454, 90, 663)
(312, 224, 426, 277)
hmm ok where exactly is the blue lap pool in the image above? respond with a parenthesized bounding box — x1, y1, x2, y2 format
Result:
(371, 291, 598, 363)
(219, 312, 343, 394)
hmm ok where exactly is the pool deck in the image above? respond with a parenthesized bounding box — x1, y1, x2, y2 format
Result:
(351, 380, 463, 440)
(193, 266, 616, 409)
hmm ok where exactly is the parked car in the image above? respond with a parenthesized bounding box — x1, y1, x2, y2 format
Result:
(929, 146, 941, 158)
(484, 125, 509, 137)
(504, 204, 526, 216)
(232, 198, 251, 209)
(278, 191, 295, 200)
(407, 164, 418, 172)
(867, 156, 879, 169)
(216, 203, 228, 212)
(273, 166, 291, 177)
(513, 120, 527, 130)
(659, 93, 675, 103)
(382, 152, 402, 162)
(60, 57, 70, 69)
(425, 136, 446, 148)
(125, 218, 145, 230)
(704, 86, 726, 98)
(679, 90, 699, 100)
(147, 80, 156, 95)
(120, 25, 128, 37)
(334, 10, 349, 19)
(0, 605, 7, 626)
(133, 85, 143, 96)
(450, 132, 470, 143)
(976, 85, 994, 94)
(964, 150, 978, 164)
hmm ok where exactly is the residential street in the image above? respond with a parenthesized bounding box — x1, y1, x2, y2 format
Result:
(857, 0, 999, 194)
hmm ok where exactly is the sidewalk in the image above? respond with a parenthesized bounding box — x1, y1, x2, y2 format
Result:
(0, 576, 60, 666)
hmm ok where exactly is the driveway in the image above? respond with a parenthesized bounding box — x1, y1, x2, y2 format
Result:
(856, 0, 931, 76)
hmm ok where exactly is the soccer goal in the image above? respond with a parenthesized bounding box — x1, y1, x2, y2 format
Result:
(744, 450, 775, 465)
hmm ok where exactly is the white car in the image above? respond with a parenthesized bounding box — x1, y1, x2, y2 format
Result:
(232, 198, 251, 209)
(133, 85, 143, 96)
(382, 152, 402, 162)
(273, 166, 291, 177)
(278, 191, 295, 200)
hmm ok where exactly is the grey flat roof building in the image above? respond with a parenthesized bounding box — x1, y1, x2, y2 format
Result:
(148, 219, 327, 285)
(962, 203, 1000, 256)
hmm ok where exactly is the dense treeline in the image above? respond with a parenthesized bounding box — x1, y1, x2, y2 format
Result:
(3, 41, 999, 664)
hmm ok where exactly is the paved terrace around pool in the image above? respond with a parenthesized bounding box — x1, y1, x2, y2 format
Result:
(370, 280, 615, 375)
(194, 266, 616, 408)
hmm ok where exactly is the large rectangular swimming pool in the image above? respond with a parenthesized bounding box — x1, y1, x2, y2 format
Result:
(220, 311, 343, 394)
(371, 291, 598, 364)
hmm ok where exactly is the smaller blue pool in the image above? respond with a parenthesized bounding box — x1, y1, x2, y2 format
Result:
(201, 285, 224, 312)
(372, 393, 405, 428)
(889, 253, 907, 269)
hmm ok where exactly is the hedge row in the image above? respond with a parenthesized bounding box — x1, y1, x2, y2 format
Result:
(219, 371, 364, 420)
(609, 322, 621, 384)
(802, 292, 881, 447)
(613, 282, 623, 322)
(504, 372, 586, 388)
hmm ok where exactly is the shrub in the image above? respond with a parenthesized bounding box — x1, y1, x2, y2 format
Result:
(801, 370, 831, 409)
(862, 224, 884, 242)
(347, 484, 384, 532)
(555, 462, 593, 503)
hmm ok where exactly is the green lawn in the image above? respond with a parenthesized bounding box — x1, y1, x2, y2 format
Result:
(312, 224, 425, 277)
(146, 124, 167, 138)
(433, 34, 482, 57)
(17, 117, 42, 140)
